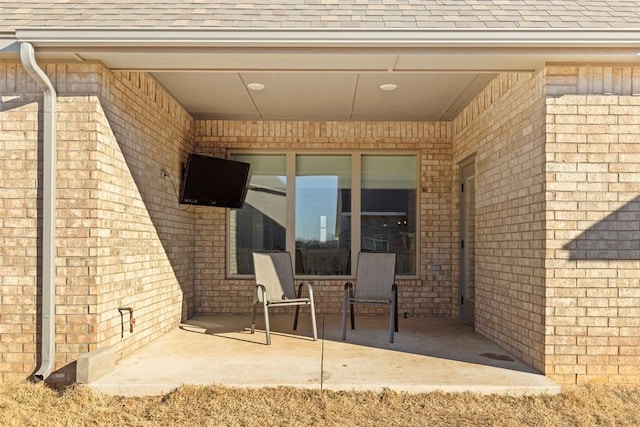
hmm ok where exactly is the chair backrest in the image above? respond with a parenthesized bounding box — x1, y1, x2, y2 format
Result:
(252, 251, 297, 301)
(354, 252, 397, 300)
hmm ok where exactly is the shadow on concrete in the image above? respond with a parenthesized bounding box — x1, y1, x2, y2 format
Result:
(88, 315, 558, 397)
(182, 315, 540, 375)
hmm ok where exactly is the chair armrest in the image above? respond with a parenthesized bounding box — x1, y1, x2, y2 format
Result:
(254, 284, 267, 304)
(344, 281, 354, 298)
(297, 281, 314, 299)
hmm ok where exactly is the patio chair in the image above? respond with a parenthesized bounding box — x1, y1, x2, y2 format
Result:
(342, 251, 398, 343)
(251, 251, 318, 345)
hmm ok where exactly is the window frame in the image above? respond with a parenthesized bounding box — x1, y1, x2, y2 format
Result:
(226, 149, 420, 279)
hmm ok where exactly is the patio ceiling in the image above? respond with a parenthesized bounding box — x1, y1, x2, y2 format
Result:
(9, 28, 640, 121)
(151, 60, 499, 121)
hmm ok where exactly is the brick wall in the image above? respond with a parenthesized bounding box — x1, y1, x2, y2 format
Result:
(0, 62, 195, 379)
(0, 63, 42, 380)
(193, 121, 455, 317)
(452, 72, 548, 372)
(544, 65, 640, 385)
(89, 68, 195, 358)
(3, 59, 639, 386)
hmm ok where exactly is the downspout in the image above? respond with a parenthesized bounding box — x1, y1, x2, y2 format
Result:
(20, 42, 57, 382)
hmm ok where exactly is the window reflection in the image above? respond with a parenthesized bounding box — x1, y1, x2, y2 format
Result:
(361, 155, 416, 275)
(230, 154, 286, 275)
(295, 155, 351, 275)
(229, 153, 417, 277)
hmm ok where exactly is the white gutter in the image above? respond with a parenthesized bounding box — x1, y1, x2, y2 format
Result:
(20, 42, 57, 382)
(14, 27, 640, 49)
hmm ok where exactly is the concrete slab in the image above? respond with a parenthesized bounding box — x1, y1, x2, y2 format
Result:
(321, 316, 556, 395)
(76, 346, 115, 384)
(89, 315, 560, 397)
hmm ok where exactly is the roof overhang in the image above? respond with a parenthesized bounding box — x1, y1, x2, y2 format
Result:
(5, 28, 640, 121)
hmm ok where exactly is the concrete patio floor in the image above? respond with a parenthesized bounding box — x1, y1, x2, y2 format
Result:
(89, 315, 560, 397)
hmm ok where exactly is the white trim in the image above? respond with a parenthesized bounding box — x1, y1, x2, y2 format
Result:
(0, 34, 19, 52)
(14, 27, 640, 49)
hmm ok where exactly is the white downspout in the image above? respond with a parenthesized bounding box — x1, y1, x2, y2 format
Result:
(20, 42, 57, 382)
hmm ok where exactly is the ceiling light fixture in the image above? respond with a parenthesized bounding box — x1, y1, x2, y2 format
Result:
(379, 83, 398, 91)
(247, 83, 265, 91)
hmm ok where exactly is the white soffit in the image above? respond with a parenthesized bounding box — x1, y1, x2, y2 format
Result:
(244, 72, 357, 120)
(351, 73, 496, 122)
(154, 73, 258, 119)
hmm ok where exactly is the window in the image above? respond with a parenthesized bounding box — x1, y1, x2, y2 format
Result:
(230, 152, 417, 276)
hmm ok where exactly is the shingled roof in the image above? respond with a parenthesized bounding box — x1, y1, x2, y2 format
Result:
(1, 0, 640, 31)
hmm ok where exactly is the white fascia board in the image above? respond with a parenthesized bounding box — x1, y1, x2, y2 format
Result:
(14, 27, 640, 49)
(0, 32, 19, 53)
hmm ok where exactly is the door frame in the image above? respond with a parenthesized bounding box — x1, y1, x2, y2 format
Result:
(458, 155, 476, 325)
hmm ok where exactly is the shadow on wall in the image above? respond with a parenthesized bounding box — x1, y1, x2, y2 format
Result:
(98, 94, 196, 321)
(563, 196, 640, 260)
(2, 71, 195, 383)
(0, 95, 45, 379)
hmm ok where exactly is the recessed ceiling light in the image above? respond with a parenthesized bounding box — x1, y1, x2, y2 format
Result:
(379, 83, 398, 91)
(247, 83, 265, 91)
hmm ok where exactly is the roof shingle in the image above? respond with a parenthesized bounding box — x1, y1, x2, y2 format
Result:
(1, 0, 639, 31)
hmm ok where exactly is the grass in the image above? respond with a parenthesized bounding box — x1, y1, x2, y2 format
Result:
(1, 382, 640, 426)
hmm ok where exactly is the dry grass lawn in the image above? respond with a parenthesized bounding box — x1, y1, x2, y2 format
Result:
(1, 381, 640, 426)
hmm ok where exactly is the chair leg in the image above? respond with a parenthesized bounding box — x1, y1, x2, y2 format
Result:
(309, 300, 318, 341)
(296, 283, 317, 341)
(342, 284, 350, 340)
(293, 305, 300, 331)
(293, 283, 303, 331)
(390, 284, 398, 343)
(263, 301, 271, 345)
(347, 284, 355, 330)
(251, 303, 256, 334)
(393, 284, 399, 332)
(350, 301, 355, 330)
(389, 307, 395, 343)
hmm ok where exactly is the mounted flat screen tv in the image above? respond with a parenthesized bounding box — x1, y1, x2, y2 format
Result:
(180, 153, 251, 208)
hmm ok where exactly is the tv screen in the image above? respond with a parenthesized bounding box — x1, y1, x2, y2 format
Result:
(179, 153, 251, 208)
